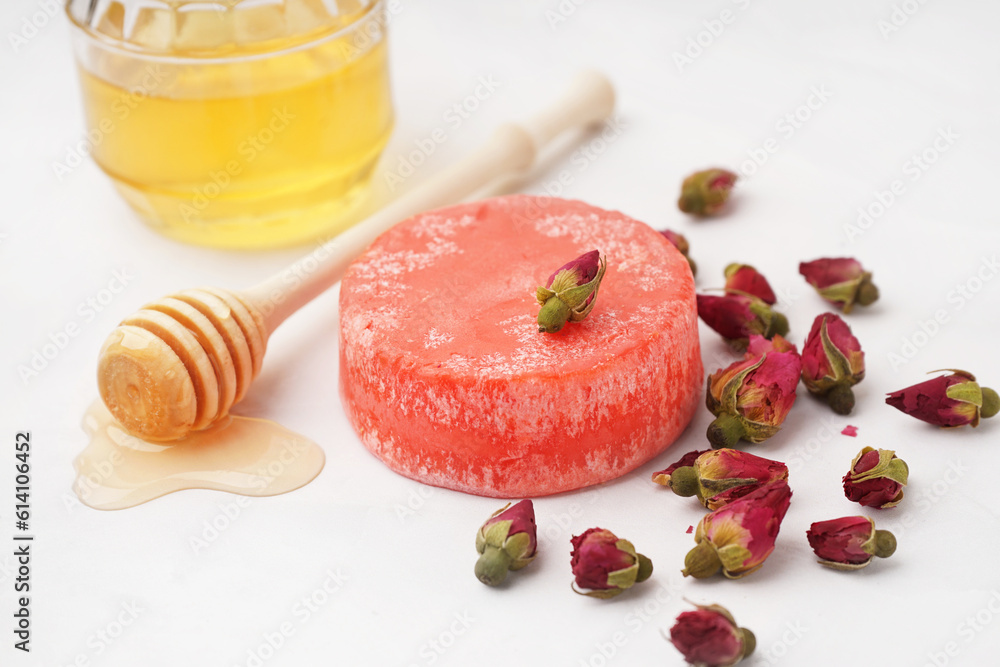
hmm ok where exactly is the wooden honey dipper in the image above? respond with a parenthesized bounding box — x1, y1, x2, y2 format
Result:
(97, 71, 617, 441)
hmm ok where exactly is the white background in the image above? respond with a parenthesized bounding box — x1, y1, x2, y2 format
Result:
(3, 1, 1000, 665)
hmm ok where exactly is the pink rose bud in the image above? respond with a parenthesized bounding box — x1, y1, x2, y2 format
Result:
(660, 229, 697, 276)
(724, 263, 776, 305)
(653, 448, 788, 511)
(678, 168, 738, 216)
(799, 257, 879, 313)
(842, 447, 908, 509)
(683, 480, 792, 579)
(801, 313, 866, 415)
(535, 250, 607, 333)
(705, 335, 802, 448)
(475, 500, 538, 586)
(570, 527, 653, 598)
(696, 293, 789, 352)
(669, 603, 756, 667)
(806, 516, 897, 571)
(886, 369, 999, 428)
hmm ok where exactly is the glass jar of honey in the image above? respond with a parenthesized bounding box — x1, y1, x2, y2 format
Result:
(66, 0, 394, 249)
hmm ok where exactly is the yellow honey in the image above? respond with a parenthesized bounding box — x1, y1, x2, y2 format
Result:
(70, 1, 394, 249)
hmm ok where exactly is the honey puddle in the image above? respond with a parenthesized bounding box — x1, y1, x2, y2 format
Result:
(74, 401, 325, 510)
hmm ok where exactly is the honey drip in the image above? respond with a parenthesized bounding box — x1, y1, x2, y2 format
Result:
(75, 401, 325, 510)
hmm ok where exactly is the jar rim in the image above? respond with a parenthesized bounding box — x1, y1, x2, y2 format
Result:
(64, 0, 387, 64)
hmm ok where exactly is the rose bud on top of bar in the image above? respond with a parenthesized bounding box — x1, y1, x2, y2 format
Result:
(886, 369, 999, 428)
(697, 293, 789, 352)
(678, 168, 738, 216)
(683, 480, 792, 579)
(669, 602, 756, 667)
(801, 313, 865, 415)
(653, 449, 788, 511)
(475, 499, 538, 586)
(806, 516, 897, 571)
(724, 263, 776, 305)
(535, 250, 607, 333)
(660, 229, 697, 276)
(705, 335, 801, 448)
(570, 527, 653, 599)
(799, 257, 879, 314)
(843, 447, 908, 509)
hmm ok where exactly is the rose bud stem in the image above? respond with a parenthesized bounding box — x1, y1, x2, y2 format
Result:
(827, 383, 856, 416)
(983, 388, 1000, 418)
(475, 546, 514, 586)
(682, 541, 722, 579)
(707, 413, 747, 449)
(537, 298, 572, 334)
(666, 466, 700, 497)
(857, 281, 879, 307)
(873, 530, 897, 558)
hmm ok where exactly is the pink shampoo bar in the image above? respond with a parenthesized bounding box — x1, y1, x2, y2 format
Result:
(339, 195, 702, 497)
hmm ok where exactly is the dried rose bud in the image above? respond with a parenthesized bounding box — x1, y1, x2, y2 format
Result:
(669, 603, 756, 667)
(806, 516, 897, 571)
(535, 250, 607, 333)
(724, 263, 776, 305)
(842, 447, 908, 509)
(475, 499, 537, 586)
(696, 293, 789, 352)
(683, 480, 792, 579)
(660, 229, 697, 276)
(886, 369, 999, 428)
(801, 313, 865, 415)
(653, 448, 788, 511)
(705, 335, 801, 448)
(799, 257, 879, 314)
(570, 527, 653, 598)
(678, 168, 738, 216)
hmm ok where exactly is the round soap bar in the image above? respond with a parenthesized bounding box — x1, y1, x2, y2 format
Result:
(339, 195, 702, 497)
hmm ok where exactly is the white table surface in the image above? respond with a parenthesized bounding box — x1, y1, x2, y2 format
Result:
(3, 1, 1000, 665)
